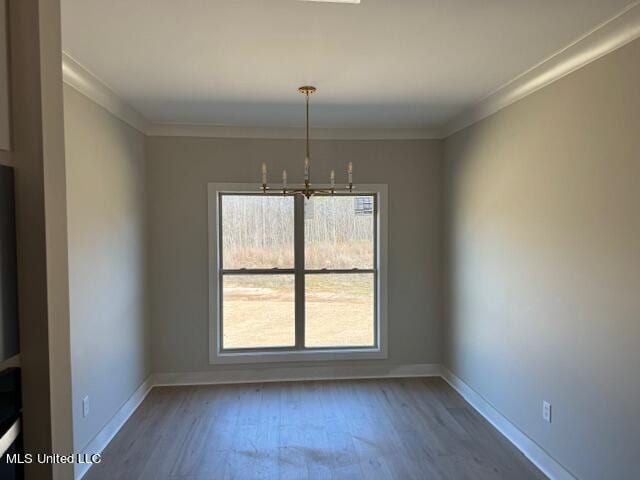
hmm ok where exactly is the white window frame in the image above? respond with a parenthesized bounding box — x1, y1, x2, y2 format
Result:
(208, 183, 388, 365)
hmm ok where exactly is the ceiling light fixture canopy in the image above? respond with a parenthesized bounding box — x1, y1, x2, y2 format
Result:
(261, 86, 353, 199)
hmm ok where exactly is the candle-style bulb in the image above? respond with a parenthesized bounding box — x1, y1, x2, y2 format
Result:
(348, 162, 353, 185)
(262, 162, 267, 185)
(282, 170, 288, 189)
(304, 157, 310, 182)
(330, 170, 335, 189)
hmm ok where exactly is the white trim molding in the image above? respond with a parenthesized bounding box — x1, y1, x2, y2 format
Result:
(147, 123, 441, 140)
(207, 183, 389, 365)
(0, 418, 20, 458)
(60, 54, 439, 141)
(62, 52, 150, 134)
(153, 363, 441, 387)
(74, 367, 580, 480)
(443, 2, 640, 137)
(62, 2, 640, 142)
(441, 367, 577, 480)
(63, 3, 640, 140)
(75, 375, 153, 480)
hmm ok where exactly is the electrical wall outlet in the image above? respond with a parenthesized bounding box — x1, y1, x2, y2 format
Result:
(82, 396, 90, 418)
(542, 400, 552, 423)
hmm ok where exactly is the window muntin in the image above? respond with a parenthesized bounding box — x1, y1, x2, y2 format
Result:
(217, 191, 378, 353)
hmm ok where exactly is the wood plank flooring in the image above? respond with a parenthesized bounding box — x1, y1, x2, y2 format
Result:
(85, 378, 546, 480)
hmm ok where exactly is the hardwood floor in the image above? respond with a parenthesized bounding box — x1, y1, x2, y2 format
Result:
(85, 377, 546, 480)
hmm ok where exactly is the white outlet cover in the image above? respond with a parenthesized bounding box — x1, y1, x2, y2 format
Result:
(543, 400, 552, 423)
(82, 396, 90, 418)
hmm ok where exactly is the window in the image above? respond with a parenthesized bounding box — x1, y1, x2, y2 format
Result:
(209, 183, 387, 364)
(220, 195, 295, 349)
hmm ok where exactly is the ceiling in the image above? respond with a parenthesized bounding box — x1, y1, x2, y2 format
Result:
(61, 0, 635, 129)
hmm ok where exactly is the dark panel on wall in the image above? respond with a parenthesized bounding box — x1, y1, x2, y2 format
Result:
(0, 165, 18, 362)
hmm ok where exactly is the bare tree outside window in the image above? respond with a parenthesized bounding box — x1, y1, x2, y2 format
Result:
(305, 196, 374, 270)
(218, 193, 376, 351)
(221, 195, 294, 269)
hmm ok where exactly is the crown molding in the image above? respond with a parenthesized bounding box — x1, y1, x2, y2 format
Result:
(61, 54, 439, 140)
(146, 122, 441, 140)
(62, 52, 150, 134)
(443, 2, 640, 137)
(62, 2, 640, 141)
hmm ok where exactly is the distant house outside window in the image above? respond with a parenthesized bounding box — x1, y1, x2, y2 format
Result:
(354, 196, 374, 216)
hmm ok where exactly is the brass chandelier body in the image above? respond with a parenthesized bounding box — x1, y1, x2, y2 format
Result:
(261, 86, 353, 199)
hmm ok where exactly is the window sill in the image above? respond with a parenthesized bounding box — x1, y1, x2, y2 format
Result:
(210, 347, 388, 365)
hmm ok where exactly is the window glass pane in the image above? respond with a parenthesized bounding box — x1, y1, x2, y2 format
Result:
(305, 273, 374, 347)
(221, 195, 294, 269)
(222, 274, 295, 349)
(304, 195, 374, 270)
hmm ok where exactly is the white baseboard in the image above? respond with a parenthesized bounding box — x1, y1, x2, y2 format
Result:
(153, 363, 441, 387)
(73, 364, 436, 479)
(74, 366, 577, 480)
(441, 367, 576, 480)
(75, 375, 153, 480)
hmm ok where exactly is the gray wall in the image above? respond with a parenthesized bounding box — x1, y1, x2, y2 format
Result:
(64, 85, 149, 453)
(444, 37, 640, 480)
(146, 137, 443, 374)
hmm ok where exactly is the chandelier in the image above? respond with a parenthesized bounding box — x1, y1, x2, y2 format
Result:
(261, 86, 353, 198)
